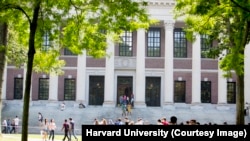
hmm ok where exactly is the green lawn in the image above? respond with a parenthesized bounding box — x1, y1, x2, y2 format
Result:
(1, 134, 82, 141)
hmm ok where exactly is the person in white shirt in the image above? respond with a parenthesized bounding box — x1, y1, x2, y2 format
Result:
(14, 116, 20, 133)
(61, 102, 66, 111)
(48, 119, 57, 141)
(2, 119, 7, 133)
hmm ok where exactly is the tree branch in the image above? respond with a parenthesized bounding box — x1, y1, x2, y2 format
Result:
(0, 4, 32, 24)
(231, 0, 250, 13)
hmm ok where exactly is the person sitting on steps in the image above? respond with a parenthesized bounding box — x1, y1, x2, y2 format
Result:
(79, 102, 85, 108)
(60, 102, 65, 111)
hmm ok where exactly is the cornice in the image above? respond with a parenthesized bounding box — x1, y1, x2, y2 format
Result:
(147, 0, 175, 6)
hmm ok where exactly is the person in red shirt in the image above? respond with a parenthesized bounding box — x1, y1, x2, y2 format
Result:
(161, 117, 169, 125)
(61, 119, 70, 141)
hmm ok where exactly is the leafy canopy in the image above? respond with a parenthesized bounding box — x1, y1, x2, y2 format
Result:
(0, 0, 158, 74)
(174, 0, 250, 77)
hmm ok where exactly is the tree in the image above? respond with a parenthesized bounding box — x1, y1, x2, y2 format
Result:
(0, 23, 8, 137)
(174, 0, 250, 125)
(0, 0, 156, 141)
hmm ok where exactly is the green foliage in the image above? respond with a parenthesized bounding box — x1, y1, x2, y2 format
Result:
(0, 1, 157, 140)
(33, 50, 65, 75)
(6, 21, 28, 68)
(174, 0, 250, 125)
(0, 45, 5, 52)
(174, 0, 250, 76)
(0, 0, 157, 74)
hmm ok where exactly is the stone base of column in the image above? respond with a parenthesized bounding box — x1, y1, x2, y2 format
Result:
(74, 100, 87, 108)
(162, 102, 175, 110)
(134, 101, 147, 108)
(6, 100, 23, 106)
(45, 101, 59, 107)
(48, 98, 58, 101)
(190, 102, 203, 110)
(190, 105, 203, 110)
(102, 101, 116, 107)
(216, 103, 232, 110)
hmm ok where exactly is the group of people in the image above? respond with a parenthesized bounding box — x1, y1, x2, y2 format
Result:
(60, 102, 86, 111)
(92, 115, 233, 126)
(119, 94, 134, 107)
(120, 94, 134, 116)
(92, 115, 198, 126)
(38, 112, 78, 141)
(93, 117, 145, 125)
(2, 115, 20, 134)
(121, 103, 132, 116)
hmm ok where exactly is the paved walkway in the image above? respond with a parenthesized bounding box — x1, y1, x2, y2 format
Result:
(2, 102, 250, 134)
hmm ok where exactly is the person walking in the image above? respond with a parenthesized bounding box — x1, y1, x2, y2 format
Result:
(121, 103, 127, 116)
(10, 119, 16, 134)
(38, 112, 43, 123)
(40, 118, 49, 141)
(7, 118, 11, 133)
(13, 116, 20, 133)
(61, 119, 70, 141)
(69, 118, 78, 141)
(130, 93, 134, 108)
(126, 103, 132, 115)
(48, 119, 56, 141)
(2, 119, 7, 133)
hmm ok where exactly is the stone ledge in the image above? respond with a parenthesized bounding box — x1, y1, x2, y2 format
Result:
(190, 105, 204, 110)
(216, 106, 231, 110)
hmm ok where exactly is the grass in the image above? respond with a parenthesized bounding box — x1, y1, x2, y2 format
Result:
(0, 133, 82, 141)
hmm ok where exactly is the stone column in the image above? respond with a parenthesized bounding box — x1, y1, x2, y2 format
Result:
(49, 74, 58, 101)
(23, 67, 26, 101)
(218, 50, 227, 104)
(245, 43, 250, 104)
(103, 39, 115, 107)
(1, 62, 7, 100)
(163, 20, 174, 106)
(76, 51, 86, 103)
(135, 28, 146, 108)
(192, 34, 201, 103)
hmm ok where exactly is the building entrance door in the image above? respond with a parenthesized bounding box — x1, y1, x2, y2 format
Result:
(89, 76, 104, 105)
(117, 76, 133, 106)
(146, 77, 161, 106)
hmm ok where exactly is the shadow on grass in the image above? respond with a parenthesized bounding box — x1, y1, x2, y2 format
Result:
(1, 134, 82, 141)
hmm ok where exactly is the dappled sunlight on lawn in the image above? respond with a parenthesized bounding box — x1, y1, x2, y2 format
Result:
(1, 134, 82, 141)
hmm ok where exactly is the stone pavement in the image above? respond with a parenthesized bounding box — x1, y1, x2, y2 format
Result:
(2, 102, 250, 134)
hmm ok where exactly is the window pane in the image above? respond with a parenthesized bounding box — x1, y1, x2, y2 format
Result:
(64, 48, 77, 56)
(14, 78, 23, 99)
(227, 82, 236, 104)
(200, 34, 212, 58)
(119, 31, 133, 56)
(147, 28, 161, 57)
(39, 78, 49, 100)
(64, 78, 76, 100)
(174, 28, 187, 58)
(42, 32, 51, 51)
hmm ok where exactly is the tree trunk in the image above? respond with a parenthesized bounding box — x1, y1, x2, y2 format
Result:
(21, 2, 41, 141)
(0, 23, 8, 137)
(236, 74, 245, 125)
